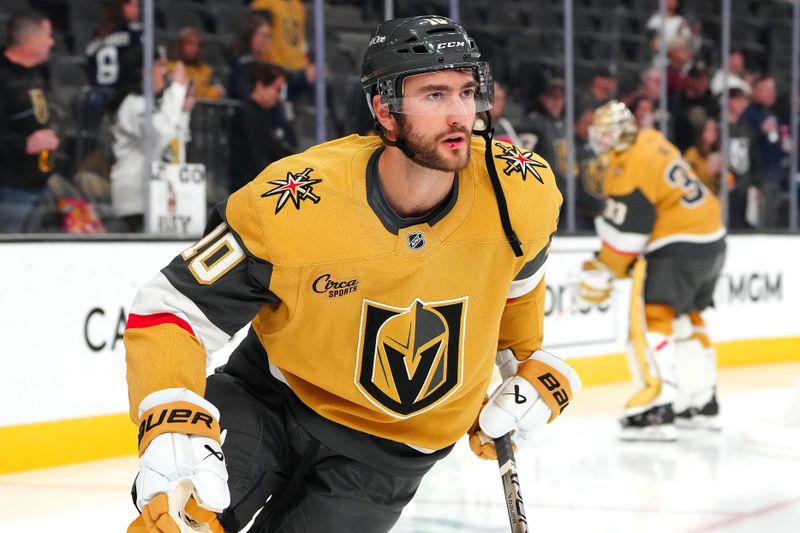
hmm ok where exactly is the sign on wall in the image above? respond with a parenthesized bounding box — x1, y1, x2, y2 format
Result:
(147, 162, 207, 235)
(0, 235, 797, 426)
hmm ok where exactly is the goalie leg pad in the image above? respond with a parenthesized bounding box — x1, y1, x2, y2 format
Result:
(674, 311, 720, 430)
(620, 331, 678, 441)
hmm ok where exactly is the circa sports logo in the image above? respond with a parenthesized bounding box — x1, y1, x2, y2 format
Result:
(355, 297, 467, 418)
(312, 273, 359, 298)
(494, 142, 546, 184)
(261, 167, 322, 213)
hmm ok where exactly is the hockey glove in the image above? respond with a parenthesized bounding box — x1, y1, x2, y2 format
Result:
(129, 388, 229, 533)
(469, 350, 581, 460)
(578, 258, 614, 305)
(128, 482, 225, 533)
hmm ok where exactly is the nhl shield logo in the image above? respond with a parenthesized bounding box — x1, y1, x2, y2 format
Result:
(355, 297, 467, 418)
(407, 231, 425, 250)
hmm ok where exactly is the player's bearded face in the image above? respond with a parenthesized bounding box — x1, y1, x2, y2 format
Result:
(398, 115, 472, 172)
(392, 70, 480, 172)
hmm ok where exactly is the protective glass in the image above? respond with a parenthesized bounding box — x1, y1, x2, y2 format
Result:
(384, 71, 494, 116)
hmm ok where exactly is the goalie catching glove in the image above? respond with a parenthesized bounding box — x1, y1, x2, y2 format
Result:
(469, 349, 581, 460)
(578, 258, 614, 305)
(128, 388, 229, 533)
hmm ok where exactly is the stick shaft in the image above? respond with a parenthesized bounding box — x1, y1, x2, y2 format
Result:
(496, 433, 529, 533)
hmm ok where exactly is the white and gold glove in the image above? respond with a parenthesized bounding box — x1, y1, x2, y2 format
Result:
(469, 350, 581, 460)
(578, 258, 614, 305)
(128, 388, 229, 533)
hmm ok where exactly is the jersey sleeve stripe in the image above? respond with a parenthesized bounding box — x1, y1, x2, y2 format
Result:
(129, 272, 231, 354)
(508, 234, 552, 299)
(595, 216, 649, 255)
(126, 312, 195, 336)
(508, 266, 545, 299)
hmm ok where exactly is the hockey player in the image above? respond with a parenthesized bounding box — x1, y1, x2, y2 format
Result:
(579, 100, 726, 441)
(125, 16, 580, 533)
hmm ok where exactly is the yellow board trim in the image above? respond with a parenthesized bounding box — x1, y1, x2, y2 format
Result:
(569, 336, 800, 387)
(0, 413, 137, 474)
(2, 336, 799, 474)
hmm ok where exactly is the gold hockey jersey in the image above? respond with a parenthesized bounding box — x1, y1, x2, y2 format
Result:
(125, 135, 561, 451)
(596, 128, 726, 275)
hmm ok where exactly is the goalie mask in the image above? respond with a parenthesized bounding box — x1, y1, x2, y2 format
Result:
(589, 100, 638, 155)
(360, 16, 494, 118)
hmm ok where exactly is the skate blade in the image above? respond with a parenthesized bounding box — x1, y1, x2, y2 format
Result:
(619, 424, 678, 442)
(675, 415, 721, 431)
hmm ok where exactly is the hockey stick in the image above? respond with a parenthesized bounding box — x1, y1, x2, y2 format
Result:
(495, 433, 529, 533)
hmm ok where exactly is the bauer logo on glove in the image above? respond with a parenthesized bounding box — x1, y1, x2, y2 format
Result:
(468, 350, 581, 460)
(138, 403, 220, 453)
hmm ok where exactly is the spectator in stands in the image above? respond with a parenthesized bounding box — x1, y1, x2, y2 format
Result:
(671, 60, 718, 152)
(580, 66, 617, 111)
(573, 106, 605, 231)
(490, 81, 521, 146)
(640, 67, 662, 103)
(523, 77, 566, 179)
(228, 62, 295, 193)
(725, 87, 761, 229)
(28, 0, 72, 51)
(744, 75, 786, 228)
(249, 0, 316, 98)
(169, 27, 225, 101)
(629, 96, 655, 130)
(710, 49, 751, 97)
(666, 38, 693, 96)
(0, 10, 59, 233)
(646, 0, 701, 57)
(635, 67, 669, 131)
(228, 12, 272, 100)
(518, 77, 569, 226)
(684, 117, 734, 196)
(109, 49, 194, 232)
(85, 0, 142, 93)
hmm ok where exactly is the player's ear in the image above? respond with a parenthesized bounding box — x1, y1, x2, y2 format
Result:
(373, 95, 397, 140)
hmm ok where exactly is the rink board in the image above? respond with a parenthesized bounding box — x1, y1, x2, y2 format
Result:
(1, 234, 798, 472)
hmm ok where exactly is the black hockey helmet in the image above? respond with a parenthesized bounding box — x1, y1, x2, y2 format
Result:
(360, 16, 493, 117)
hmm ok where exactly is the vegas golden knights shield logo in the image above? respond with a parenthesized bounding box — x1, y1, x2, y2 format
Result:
(28, 89, 49, 124)
(355, 297, 467, 418)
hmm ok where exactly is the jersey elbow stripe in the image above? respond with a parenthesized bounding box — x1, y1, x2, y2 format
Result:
(126, 312, 195, 336)
(129, 272, 231, 354)
(602, 240, 640, 256)
(595, 217, 647, 255)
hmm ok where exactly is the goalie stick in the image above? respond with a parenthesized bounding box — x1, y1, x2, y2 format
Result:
(495, 433, 529, 533)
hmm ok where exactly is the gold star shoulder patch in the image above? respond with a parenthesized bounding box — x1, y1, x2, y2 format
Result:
(494, 142, 547, 184)
(261, 167, 322, 213)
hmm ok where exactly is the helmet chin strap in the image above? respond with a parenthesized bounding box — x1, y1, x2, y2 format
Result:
(374, 118, 417, 160)
(477, 111, 524, 257)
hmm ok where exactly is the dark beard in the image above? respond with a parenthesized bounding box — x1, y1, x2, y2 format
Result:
(398, 117, 472, 172)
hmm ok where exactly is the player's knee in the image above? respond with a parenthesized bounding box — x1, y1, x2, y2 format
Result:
(645, 304, 676, 335)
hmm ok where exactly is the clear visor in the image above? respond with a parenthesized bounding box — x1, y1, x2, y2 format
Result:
(382, 71, 494, 116)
